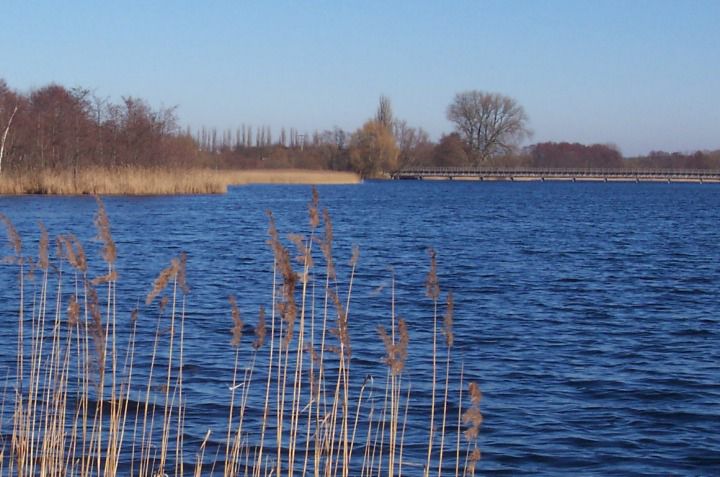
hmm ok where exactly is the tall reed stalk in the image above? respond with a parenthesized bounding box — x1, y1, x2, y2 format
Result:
(0, 189, 483, 476)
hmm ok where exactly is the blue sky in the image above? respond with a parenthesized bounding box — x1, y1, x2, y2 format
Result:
(1, 0, 718, 156)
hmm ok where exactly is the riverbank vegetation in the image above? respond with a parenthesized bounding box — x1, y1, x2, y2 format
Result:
(2, 78, 719, 188)
(0, 167, 359, 195)
(0, 192, 483, 476)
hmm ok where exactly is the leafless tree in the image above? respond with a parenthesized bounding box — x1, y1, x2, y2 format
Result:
(393, 119, 431, 168)
(264, 126, 272, 146)
(447, 90, 530, 164)
(376, 95, 394, 130)
(0, 104, 18, 174)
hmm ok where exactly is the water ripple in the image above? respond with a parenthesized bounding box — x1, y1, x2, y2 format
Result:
(0, 181, 719, 475)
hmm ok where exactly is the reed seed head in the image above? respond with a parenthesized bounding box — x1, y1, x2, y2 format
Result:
(469, 381, 482, 406)
(86, 285, 106, 375)
(94, 196, 116, 265)
(67, 294, 80, 327)
(37, 222, 49, 271)
(329, 289, 351, 358)
(308, 185, 320, 230)
(229, 295, 243, 347)
(61, 235, 88, 273)
(55, 235, 64, 260)
(253, 305, 266, 350)
(350, 244, 360, 268)
(321, 208, 336, 280)
(425, 247, 440, 300)
(0, 213, 22, 256)
(463, 381, 483, 441)
(289, 233, 313, 269)
(398, 318, 409, 366)
(377, 318, 409, 375)
(178, 251, 189, 294)
(25, 257, 36, 279)
(159, 295, 169, 314)
(463, 408, 483, 440)
(146, 258, 179, 305)
(468, 448, 482, 473)
(266, 210, 298, 346)
(378, 325, 390, 357)
(91, 270, 118, 286)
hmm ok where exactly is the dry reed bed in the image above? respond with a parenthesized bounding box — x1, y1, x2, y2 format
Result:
(0, 168, 360, 195)
(224, 169, 360, 186)
(0, 190, 481, 477)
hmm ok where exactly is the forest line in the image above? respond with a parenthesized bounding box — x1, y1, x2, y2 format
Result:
(1, 79, 719, 181)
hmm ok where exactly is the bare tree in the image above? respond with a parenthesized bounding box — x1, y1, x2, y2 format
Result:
(393, 119, 431, 168)
(447, 90, 530, 164)
(376, 95, 394, 130)
(264, 126, 272, 146)
(0, 104, 18, 174)
(223, 129, 231, 149)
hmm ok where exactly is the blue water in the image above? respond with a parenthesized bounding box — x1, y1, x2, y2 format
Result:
(1, 181, 719, 475)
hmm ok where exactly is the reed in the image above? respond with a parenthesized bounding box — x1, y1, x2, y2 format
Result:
(223, 169, 360, 186)
(0, 190, 482, 476)
(0, 167, 360, 196)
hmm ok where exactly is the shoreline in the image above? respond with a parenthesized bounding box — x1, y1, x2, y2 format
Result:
(0, 167, 361, 196)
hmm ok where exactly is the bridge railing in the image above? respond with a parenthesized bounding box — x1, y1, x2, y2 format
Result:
(391, 167, 720, 178)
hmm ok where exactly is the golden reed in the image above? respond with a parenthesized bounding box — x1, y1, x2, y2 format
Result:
(0, 167, 360, 195)
(0, 190, 482, 477)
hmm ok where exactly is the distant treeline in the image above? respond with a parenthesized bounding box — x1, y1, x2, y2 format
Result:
(0, 80, 196, 175)
(1, 79, 718, 177)
(521, 142, 720, 170)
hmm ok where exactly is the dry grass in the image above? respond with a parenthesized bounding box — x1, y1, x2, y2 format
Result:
(0, 191, 482, 477)
(0, 167, 360, 195)
(223, 169, 360, 186)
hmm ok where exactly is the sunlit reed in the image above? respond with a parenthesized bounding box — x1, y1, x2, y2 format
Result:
(0, 191, 482, 477)
(0, 167, 360, 195)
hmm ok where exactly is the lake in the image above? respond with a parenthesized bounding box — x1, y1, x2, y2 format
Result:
(1, 180, 719, 475)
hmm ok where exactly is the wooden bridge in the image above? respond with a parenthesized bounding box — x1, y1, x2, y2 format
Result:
(391, 167, 720, 183)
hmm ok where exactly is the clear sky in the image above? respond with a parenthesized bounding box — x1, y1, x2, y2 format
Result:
(1, 0, 718, 156)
